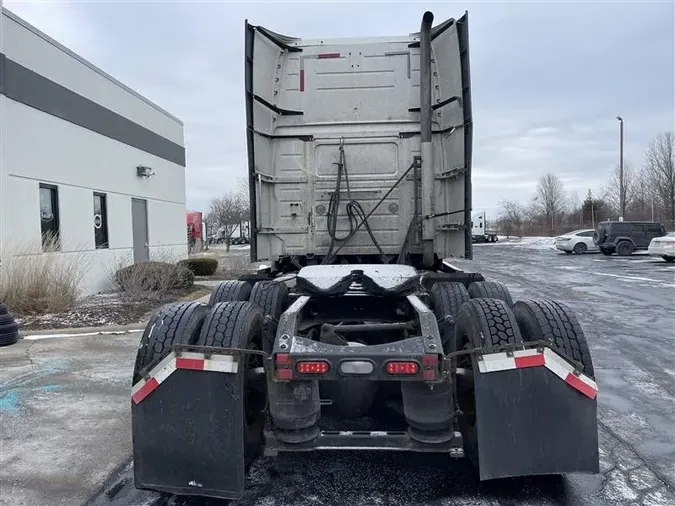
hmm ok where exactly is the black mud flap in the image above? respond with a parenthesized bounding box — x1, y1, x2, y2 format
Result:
(472, 354, 599, 480)
(131, 350, 246, 500)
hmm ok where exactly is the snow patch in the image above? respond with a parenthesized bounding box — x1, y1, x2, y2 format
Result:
(492, 236, 557, 250)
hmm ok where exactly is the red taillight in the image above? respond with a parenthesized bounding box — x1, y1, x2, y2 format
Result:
(275, 353, 293, 380)
(296, 361, 330, 374)
(386, 361, 419, 375)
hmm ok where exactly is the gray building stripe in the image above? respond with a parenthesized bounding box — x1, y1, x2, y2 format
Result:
(0, 53, 186, 167)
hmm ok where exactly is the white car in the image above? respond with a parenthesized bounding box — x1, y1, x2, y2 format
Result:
(555, 229, 598, 255)
(647, 232, 675, 263)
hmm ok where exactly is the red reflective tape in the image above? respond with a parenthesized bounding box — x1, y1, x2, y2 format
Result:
(176, 358, 204, 371)
(422, 369, 437, 381)
(514, 353, 545, 369)
(565, 373, 597, 399)
(299, 70, 305, 92)
(317, 52, 340, 59)
(132, 378, 159, 404)
(275, 353, 291, 365)
(277, 368, 293, 380)
(422, 354, 438, 367)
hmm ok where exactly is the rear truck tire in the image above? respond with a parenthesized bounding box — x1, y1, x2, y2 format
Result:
(513, 299, 594, 377)
(616, 240, 634, 256)
(600, 247, 614, 256)
(132, 301, 209, 385)
(249, 280, 289, 353)
(452, 298, 523, 465)
(468, 281, 514, 307)
(430, 282, 470, 353)
(664, 256, 675, 263)
(573, 242, 587, 254)
(196, 301, 266, 467)
(208, 280, 252, 306)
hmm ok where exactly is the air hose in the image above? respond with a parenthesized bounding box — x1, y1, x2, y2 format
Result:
(323, 144, 388, 264)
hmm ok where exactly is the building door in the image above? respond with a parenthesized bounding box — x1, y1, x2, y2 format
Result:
(131, 198, 149, 263)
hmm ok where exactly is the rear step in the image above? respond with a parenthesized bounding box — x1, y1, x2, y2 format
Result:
(264, 430, 465, 456)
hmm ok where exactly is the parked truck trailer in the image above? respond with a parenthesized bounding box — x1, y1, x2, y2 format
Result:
(131, 11, 599, 501)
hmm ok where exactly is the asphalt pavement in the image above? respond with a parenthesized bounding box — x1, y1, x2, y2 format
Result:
(4, 241, 674, 506)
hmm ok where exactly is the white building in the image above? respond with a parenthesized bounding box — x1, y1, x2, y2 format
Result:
(0, 7, 188, 295)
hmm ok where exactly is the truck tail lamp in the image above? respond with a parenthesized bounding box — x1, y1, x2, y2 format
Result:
(296, 360, 330, 374)
(385, 361, 419, 375)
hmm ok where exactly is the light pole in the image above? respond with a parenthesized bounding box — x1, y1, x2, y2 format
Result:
(616, 116, 625, 220)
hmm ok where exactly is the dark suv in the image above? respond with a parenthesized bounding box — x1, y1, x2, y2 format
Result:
(593, 221, 667, 256)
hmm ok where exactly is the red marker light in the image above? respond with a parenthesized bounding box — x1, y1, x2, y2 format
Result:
(296, 361, 330, 374)
(275, 353, 293, 380)
(386, 361, 419, 375)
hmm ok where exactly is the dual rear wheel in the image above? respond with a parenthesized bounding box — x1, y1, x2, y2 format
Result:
(432, 280, 595, 464)
(132, 278, 291, 467)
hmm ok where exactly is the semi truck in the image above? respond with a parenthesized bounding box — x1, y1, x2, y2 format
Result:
(471, 211, 499, 243)
(130, 11, 599, 501)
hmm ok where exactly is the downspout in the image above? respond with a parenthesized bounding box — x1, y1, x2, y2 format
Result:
(420, 11, 435, 267)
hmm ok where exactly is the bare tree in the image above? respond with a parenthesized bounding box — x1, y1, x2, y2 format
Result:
(644, 131, 675, 229)
(208, 190, 249, 251)
(498, 200, 525, 237)
(568, 190, 582, 227)
(629, 168, 652, 221)
(605, 162, 636, 218)
(534, 173, 566, 233)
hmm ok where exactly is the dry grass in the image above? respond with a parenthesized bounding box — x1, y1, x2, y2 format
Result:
(0, 235, 90, 315)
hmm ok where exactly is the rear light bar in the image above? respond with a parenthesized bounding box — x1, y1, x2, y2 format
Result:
(275, 354, 438, 380)
(386, 361, 419, 375)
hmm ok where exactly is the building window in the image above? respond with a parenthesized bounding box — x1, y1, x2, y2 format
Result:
(39, 183, 60, 250)
(93, 192, 109, 249)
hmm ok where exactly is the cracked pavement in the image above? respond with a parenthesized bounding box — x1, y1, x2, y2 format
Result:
(2, 243, 674, 505)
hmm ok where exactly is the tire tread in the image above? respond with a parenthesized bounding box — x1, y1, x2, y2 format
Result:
(513, 299, 594, 377)
(468, 281, 514, 307)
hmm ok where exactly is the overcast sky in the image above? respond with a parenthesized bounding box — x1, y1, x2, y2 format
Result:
(5, 0, 674, 217)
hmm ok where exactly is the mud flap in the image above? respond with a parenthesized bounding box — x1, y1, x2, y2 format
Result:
(131, 350, 246, 500)
(473, 364, 599, 480)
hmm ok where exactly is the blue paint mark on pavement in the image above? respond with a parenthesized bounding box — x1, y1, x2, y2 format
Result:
(0, 384, 63, 415)
(0, 391, 20, 414)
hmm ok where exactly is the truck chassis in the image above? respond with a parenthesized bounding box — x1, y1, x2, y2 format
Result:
(131, 265, 599, 500)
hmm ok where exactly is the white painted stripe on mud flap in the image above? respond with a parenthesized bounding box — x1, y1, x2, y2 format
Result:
(478, 353, 516, 373)
(476, 348, 598, 398)
(177, 350, 239, 373)
(131, 351, 177, 397)
(131, 351, 242, 403)
(204, 354, 238, 373)
(543, 348, 598, 394)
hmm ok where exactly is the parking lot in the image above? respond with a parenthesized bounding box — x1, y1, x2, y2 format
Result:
(2, 240, 674, 506)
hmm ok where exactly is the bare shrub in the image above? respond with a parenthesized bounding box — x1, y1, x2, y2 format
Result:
(106, 245, 193, 301)
(0, 235, 90, 315)
(177, 257, 218, 276)
(115, 261, 194, 295)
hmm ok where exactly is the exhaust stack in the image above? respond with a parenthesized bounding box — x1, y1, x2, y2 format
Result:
(420, 11, 435, 267)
